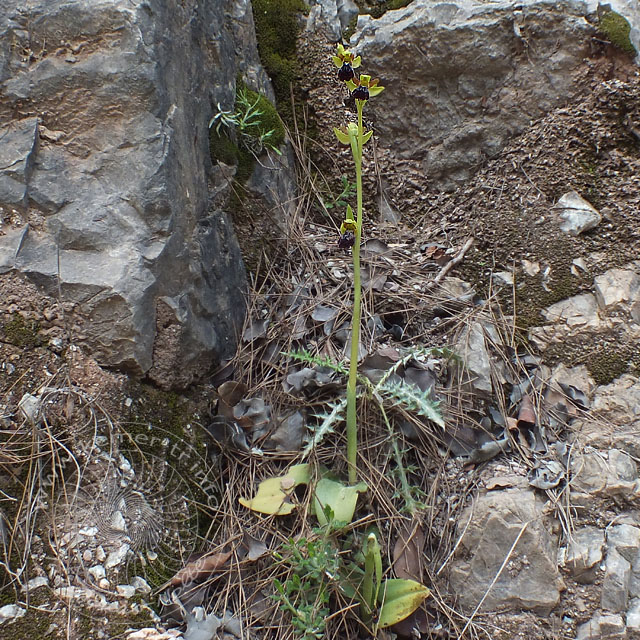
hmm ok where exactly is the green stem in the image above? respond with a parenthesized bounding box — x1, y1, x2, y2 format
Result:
(346, 103, 365, 485)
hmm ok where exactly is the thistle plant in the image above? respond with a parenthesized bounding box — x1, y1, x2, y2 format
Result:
(332, 44, 384, 484)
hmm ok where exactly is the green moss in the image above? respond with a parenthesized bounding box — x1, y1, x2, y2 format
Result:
(209, 129, 239, 166)
(251, 0, 308, 127)
(599, 11, 636, 55)
(587, 350, 629, 386)
(1, 314, 42, 349)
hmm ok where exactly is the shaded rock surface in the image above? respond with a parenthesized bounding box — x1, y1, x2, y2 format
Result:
(449, 487, 562, 614)
(0, 0, 271, 388)
(350, 0, 640, 191)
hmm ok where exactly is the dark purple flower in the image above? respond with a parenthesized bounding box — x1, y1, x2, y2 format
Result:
(337, 231, 356, 249)
(352, 85, 369, 101)
(338, 62, 355, 82)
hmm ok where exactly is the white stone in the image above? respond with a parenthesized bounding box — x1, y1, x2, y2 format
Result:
(96, 546, 106, 562)
(543, 293, 600, 329)
(594, 267, 640, 310)
(17, 393, 40, 422)
(131, 576, 152, 594)
(88, 565, 106, 581)
(105, 543, 130, 569)
(116, 584, 136, 598)
(22, 576, 48, 592)
(98, 578, 110, 590)
(554, 191, 602, 236)
(0, 604, 26, 625)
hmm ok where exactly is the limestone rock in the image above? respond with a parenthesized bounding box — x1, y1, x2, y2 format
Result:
(570, 449, 639, 500)
(563, 526, 604, 583)
(594, 267, 640, 312)
(628, 598, 640, 632)
(598, 612, 627, 638)
(608, 525, 640, 564)
(553, 191, 602, 236)
(602, 550, 631, 612)
(572, 376, 640, 457)
(350, 0, 640, 190)
(0, 0, 258, 388)
(449, 488, 562, 614)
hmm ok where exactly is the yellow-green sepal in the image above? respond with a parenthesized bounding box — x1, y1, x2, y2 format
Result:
(352, 55, 362, 68)
(334, 127, 351, 145)
(346, 79, 357, 91)
(362, 130, 373, 144)
(332, 56, 343, 68)
(369, 85, 385, 97)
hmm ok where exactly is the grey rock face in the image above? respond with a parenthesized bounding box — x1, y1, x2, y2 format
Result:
(0, 0, 250, 388)
(563, 526, 605, 583)
(449, 488, 562, 614)
(602, 550, 632, 613)
(349, 0, 639, 191)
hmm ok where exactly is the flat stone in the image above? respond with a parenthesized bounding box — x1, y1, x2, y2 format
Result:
(594, 267, 640, 311)
(116, 584, 136, 599)
(598, 612, 626, 637)
(0, 604, 26, 625)
(602, 550, 631, 613)
(576, 615, 600, 640)
(449, 488, 561, 614)
(608, 525, 640, 563)
(564, 526, 604, 582)
(554, 191, 602, 236)
(627, 598, 640, 632)
(543, 293, 600, 329)
(105, 543, 130, 569)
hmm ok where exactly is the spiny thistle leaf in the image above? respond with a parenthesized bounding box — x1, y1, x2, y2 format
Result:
(301, 398, 348, 460)
(285, 349, 348, 375)
(378, 379, 444, 428)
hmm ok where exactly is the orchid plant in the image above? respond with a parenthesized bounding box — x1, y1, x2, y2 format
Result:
(332, 44, 384, 484)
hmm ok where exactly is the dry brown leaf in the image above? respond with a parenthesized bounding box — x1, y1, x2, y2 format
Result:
(217, 381, 248, 419)
(392, 520, 425, 582)
(169, 550, 232, 587)
(517, 394, 536, 429)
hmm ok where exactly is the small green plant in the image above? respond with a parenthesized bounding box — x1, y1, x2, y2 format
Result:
(209, 84, 284, 156)
(273, 533, 342, 640)
(321, 175, 357, 211)
(332, 43, 385, 484)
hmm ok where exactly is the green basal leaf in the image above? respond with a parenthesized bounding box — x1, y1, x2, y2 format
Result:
(313, 478, 367, 526)
(334, 127, 351, 145)
(362, 130, 373, 144)
(239, 463, 311, 515)
(377, 579, 430, 629)
(362, 533, 382, 618)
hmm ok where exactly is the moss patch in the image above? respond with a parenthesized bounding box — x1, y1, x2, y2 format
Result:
(252, 0, 308, 127)
(1, 314, 42, 349)
(598, 11, 636, 56)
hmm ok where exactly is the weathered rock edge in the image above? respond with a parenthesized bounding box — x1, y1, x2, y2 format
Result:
(0, 0, 252, 388)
